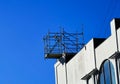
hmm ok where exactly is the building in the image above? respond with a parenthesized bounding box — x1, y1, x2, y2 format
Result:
(54, 18, 120, 84)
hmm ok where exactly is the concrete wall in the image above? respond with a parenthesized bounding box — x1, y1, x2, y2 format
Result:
(55, 39, 96, 84)
(70, 39, 95, 76)
(54, 62, 67, 84)
(95, 35, 117, 69)
(67, 48, 86, 84)
(95, 19, 118, 69)
(54, 18, 120, 84)
(66, 39, 96, 84)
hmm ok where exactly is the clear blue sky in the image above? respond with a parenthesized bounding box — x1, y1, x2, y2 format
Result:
(0, 0, 120, 84)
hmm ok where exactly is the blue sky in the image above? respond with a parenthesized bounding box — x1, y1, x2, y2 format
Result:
(0, 0, 120, 84)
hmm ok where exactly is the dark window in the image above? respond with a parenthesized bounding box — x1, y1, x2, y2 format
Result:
(118, 59, 120, 83)
(119, 59, 120, 79)
(100, 69, 105, 84)
(98, 60, 116, 84)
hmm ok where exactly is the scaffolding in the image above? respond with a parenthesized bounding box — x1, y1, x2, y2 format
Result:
(43, 29, 84, 59)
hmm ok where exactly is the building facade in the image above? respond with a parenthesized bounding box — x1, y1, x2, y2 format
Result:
(54, 18, 120, 84)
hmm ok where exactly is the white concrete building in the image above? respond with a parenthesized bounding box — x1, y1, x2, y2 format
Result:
(54, 18, 120, 84)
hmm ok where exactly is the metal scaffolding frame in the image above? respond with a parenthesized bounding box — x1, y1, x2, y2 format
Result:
(43, 28, 84, 59)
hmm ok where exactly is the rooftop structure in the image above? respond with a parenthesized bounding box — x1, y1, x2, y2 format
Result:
(43, 29, 84, 60)
(44, 18, 120, 84)
(54, 18, 120, 84)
